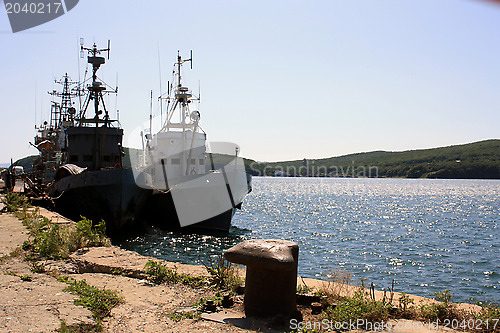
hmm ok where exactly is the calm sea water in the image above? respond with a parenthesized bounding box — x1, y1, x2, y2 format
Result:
(118, 177, 500, 303)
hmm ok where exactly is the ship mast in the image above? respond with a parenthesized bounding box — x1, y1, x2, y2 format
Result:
(78, 40, 117, 128)
(77, 40, 119, 170)
(153, 50, 204, 177)
(159, 50, 197, 132)
(48, 73, 78, 129)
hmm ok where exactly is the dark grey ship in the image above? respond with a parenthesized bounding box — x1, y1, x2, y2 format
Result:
(29, 41, 150, 235)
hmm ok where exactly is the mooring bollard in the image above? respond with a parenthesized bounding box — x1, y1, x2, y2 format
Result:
(224, 239, 299, 318)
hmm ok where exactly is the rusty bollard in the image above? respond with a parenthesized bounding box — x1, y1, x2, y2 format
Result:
(224, 239, 299, 318)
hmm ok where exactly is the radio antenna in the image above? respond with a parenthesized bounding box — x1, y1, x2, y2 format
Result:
(114, 72, 119, 117)
(166, 80, 170, 121)
(158, 43, 163, 125)
(78, 37, 83, 110)
(149, 90, 153, 136)
(34, 80, 37, 128)
(79, 37, 84, 58)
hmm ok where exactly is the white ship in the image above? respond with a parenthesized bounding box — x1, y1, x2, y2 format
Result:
(137, 51, 251, 231)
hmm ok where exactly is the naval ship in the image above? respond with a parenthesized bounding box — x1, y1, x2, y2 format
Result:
(31, 41, 150, 235)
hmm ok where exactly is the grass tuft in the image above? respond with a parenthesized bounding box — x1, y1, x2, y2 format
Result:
(57, 320, 102, 333)
(60, 277, 124, 321)
(144, 260, 207, 288)
(20, 274, 32, 282)
(419, 289, 461, 322)
(476, 302, 500, 333)
(323, 289, 391, 326)
(19, 206, 110, 260)
(167, 310, 200, 322)
(202, 253, 242, 291)
(68, 217, 110, 251)
(1, 190, 30, 212)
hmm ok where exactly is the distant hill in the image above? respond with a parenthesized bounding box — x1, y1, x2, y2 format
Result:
(13, 140, 500, 179)
(11, 155, 37, 173)
(244, 139, 500, 179)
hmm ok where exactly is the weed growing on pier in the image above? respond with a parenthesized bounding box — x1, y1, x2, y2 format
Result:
(398, 292, 416, 318)
(202, 253, 242, 292)
(5, 193, 109, 260)
(30, 260, 46, 273)
(57, 321, 102, 333)
(323, 288, 391, 325)
(68, 217, 110, 251)
(36, 222, 67, 259)
(475, 302, 500, 333)
(1, 190, 30, 212)
(144, 260, 207, 288)
(297, 283, 314, 295)
(19, 207, 110, 260)
(420, 289, 461, 322)
(167, 310, 200, 322)
(20, 274, 32, 282)
(144, 260, 177, 284)
(320, 267, 354, 300)
(59, 277, 124, 321)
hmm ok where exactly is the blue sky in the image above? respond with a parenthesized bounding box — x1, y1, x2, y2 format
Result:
(1, 0, 499, 163)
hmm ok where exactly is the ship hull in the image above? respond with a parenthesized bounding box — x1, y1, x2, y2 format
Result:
(48, 168, 151, 236)
(138, 169, 251, 233)
(141, 190, 235, 232)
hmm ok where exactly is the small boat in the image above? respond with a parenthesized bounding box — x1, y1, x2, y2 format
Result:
(135, 51, 251, 232)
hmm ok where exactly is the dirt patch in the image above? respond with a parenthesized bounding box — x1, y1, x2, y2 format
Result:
(0, 213, 28, 258)
(67, 272, 251, 333)
(0, 256, 95, 332)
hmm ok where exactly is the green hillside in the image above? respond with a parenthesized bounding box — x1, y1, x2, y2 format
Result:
(244, 139, 500, 179)
(13, 140, 500, 179)
(11, 155, 37, 173)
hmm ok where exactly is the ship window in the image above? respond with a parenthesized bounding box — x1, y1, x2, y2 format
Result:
(83, 155, 93, 162)
(171, 158, 180, 165)
(199, 159, 205, 165)
(103, 155, 110, 162)
(190, 159, 196, 165)
(70, 155, 78, 163)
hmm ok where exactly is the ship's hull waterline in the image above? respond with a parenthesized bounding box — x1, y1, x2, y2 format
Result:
(48, 168, 151, 236)
(141, 190, 235, 233)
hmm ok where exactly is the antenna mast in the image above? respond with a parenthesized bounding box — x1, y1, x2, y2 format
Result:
(150, 90, 153, 136)
(48, 73, 78, 128)
(158, 43, 163, 125)
(78, 40, 115, 127)
(176, 50, 193, 88)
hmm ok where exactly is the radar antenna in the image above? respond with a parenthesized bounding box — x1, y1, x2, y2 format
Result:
(78, 40, 116, 127)
(176, 50, 193, 87)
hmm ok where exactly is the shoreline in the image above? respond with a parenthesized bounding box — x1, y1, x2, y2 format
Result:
(0, 198, 488, 332)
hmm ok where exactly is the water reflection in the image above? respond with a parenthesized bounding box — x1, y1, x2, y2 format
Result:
(117, 225, 251, 265)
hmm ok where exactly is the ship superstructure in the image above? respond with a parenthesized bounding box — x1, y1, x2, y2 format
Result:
(139, 51, 251, 231)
